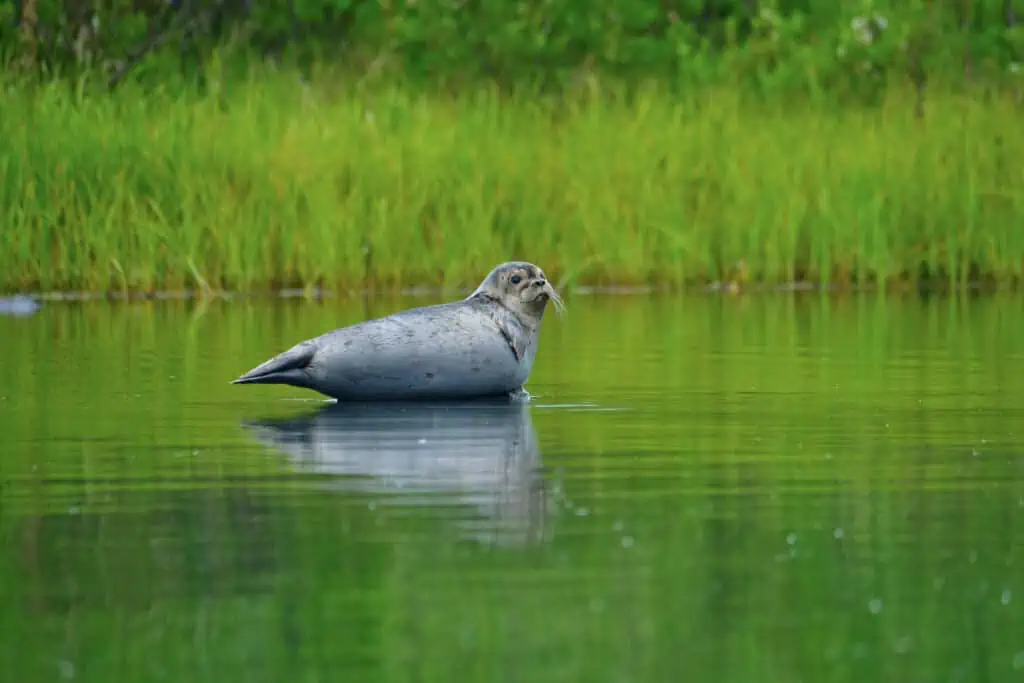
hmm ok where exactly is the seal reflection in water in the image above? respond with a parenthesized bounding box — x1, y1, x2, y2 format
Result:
(232, 261, 565, 401)
(242, 400, 555, 546)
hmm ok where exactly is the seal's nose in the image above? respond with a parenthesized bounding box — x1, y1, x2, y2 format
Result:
(533, 279, 546, 288)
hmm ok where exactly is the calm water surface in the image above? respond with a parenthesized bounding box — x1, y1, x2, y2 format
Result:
(1, 293, 1023, 683)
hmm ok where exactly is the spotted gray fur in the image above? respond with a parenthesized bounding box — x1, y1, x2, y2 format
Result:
(232, 261, 564, 401)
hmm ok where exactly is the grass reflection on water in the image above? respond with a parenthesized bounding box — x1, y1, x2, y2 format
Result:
(0, 293, 1022, 682)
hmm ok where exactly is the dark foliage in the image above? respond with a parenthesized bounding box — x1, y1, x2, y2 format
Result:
(1, 0, 1021, 91)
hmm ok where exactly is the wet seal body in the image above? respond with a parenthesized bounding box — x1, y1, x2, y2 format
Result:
(232, 262, 565, 401)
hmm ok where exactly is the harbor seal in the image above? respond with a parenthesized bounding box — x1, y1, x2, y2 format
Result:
(232, 261, 565, 401)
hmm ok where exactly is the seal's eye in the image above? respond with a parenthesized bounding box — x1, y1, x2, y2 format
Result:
(510, 275, 522, 285)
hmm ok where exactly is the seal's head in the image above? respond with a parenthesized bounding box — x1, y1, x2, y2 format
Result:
(470, 261, 566, 322)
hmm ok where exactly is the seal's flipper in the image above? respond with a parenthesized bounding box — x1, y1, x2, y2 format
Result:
(232, 342, 317, 386)
(497, 321, 526, 362)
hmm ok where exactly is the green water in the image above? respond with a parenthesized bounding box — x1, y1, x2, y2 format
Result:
(1, 293, 1023, 683)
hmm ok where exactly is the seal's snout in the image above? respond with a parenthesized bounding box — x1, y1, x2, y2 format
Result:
(540, 280, 566, 316)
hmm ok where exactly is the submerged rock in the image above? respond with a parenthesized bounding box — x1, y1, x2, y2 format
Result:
(0, 295, 41, 317)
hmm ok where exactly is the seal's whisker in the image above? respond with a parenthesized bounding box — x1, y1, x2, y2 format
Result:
(546, 286, 567, 316)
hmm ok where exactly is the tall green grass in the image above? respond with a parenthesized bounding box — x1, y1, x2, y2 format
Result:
(2, 70, 1022, 294)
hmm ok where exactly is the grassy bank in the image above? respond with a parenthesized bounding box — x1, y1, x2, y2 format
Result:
(2, 71, 1022, 295)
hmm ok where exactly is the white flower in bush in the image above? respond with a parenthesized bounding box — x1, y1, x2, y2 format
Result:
(850, 14, 888, 45)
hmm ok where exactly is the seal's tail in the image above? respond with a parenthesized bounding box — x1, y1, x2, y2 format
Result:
(232, 342, 316, 386)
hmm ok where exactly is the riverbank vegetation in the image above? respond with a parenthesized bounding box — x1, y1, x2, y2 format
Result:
(1, 0, 1021, 295)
